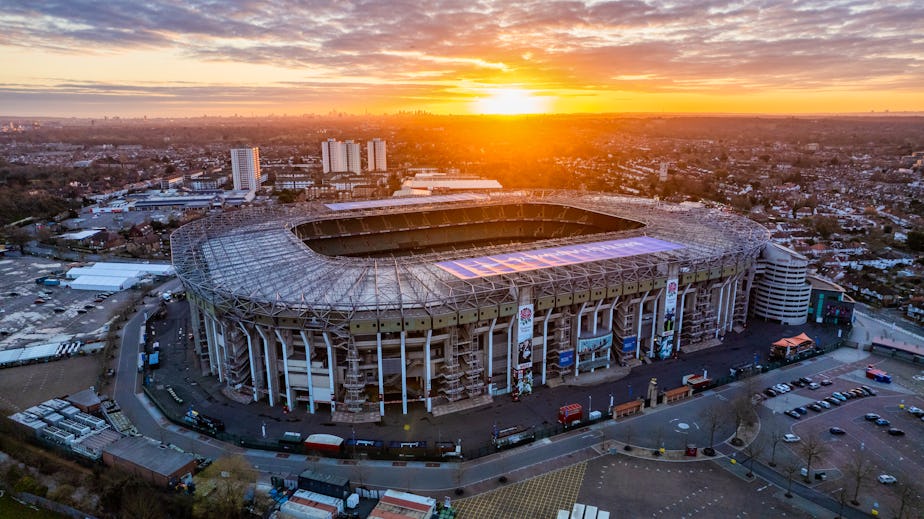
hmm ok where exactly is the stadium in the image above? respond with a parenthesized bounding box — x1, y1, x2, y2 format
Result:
(171, 191, 770, 420)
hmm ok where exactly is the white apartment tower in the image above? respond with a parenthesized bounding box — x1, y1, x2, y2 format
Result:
(321, 138, 346, 173)
(367, 138, 387, 171)
(344, 140, 362, 174)
(230, 148, 261, 191)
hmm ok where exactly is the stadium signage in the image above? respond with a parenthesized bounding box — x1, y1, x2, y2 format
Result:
(558, 350, 574, 367)
(622, 336, 638, 354)
(577, 333, 613, 353)
(435, 237, 684, 279)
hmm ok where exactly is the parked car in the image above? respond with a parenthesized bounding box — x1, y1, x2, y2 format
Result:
(764, 388, 778, 398)
(808, 403, 823, 412)
(825, 397, 842, 406)
(785, 410, 802, 419)
(820, 379, 833, 386)
(864, 413, 881, 421)
(832, 392, 847, 402)
(887, 428, 905, 436)
(829, 427, 846, 435)
(808, 382, 821, 390)
(799, 377, 813, 384)
(794, 407, 808, 415)
(875, 418, 890, 426)
(791, 380, 807, 388)
(816, 400, 831, 409)
(860, 385, 877, 395)
(905, 406, 923, 417)
(878, 474, 897, 484)
(783, 434, 801, 443)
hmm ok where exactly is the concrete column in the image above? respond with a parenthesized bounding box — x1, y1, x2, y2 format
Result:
(727, 276, 740, 331)
(400, 331, 408, 415)
(201, 313, 217, 376)
(648, 291, 660, 359)
(274, 330, 294, 411)
(298, 330, 316, 414)
(574, 302, 587, 377)
(209, 317, 224, 382)
(255, 326, 275, 407)
(506, 318, 512, 393)
(715, 280, 726, 339)
(607, 297, 619, 334)
(238, 323, 259, 402)
(322, 332, 336, 412)
(424, 329, 432, 413)
(541, 308, 552, 385)
(634, 290, 650, 359)
(376, 332, 384, 416)
(591, 299, 603, 335)
(487, 318, 496, 394)
(675, 285, 693, 352)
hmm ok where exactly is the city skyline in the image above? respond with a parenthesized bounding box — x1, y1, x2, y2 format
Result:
(2, 1, 923, 117)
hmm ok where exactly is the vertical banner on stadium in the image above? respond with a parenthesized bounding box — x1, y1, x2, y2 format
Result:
(660, 278, 679, 359)
(516, 304, 534, 370)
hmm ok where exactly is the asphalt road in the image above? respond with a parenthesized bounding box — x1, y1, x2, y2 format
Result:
(109, 294, 894, 517)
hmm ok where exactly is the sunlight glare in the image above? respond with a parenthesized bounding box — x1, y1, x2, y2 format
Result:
(474, 88, 547, 114)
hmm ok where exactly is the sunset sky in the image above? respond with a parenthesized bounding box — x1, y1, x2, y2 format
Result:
(1, 0, 923, 117)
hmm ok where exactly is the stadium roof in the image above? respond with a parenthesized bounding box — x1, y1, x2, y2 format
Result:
(172, 191, 769, 319)
(436, 237, 684, 280)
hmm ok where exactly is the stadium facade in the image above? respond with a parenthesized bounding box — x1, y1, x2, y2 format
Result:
(171, 192, 770, 418)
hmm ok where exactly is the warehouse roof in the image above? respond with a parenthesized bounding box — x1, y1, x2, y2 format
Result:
(103, 436, 195, 477)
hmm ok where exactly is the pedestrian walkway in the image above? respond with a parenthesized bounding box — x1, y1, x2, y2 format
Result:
(453, 461, 586, 519)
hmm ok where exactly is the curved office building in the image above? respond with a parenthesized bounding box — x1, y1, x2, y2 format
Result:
(750, 243, 811, 325)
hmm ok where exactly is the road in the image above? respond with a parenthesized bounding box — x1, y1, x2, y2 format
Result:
(109, 294, 892, 517)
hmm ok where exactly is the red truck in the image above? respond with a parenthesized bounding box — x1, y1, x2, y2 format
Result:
(558, 403, 583, 428)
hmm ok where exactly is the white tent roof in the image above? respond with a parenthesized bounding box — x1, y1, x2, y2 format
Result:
(68, 274, 137, 291)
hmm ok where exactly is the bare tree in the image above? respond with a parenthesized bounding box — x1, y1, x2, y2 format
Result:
(730, 393, 756, 445)
(193, 454, 257, 519)
(703, 402, 725, 451)
(782, 461, 799, 498)
(740, 438, 765, 478)
(892, 482, 921, 519)
(844, 451, 873, 506)
(767, 428, 784, 467)
(835, 487, 849, 519)
(798, 434, 828, 483)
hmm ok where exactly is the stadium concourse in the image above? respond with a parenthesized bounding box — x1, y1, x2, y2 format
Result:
(171, 191, 769, 422)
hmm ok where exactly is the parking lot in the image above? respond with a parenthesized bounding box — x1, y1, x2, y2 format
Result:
(0, 256, 136, 350)
(757, 353, 924, 517)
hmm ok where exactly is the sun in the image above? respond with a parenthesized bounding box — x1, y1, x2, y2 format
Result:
(474, 88, 548, 114)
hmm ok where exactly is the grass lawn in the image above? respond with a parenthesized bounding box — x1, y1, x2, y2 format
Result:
(0, 491, 67, 518)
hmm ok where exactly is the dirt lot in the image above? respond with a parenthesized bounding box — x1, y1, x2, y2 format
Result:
(0, 355, 101, 413)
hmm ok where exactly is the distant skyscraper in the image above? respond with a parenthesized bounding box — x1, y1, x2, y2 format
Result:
(321, 138, 346, 173)
(344, 140, 362, 174)
(230, 148, 261, 191)
(367, 138, 387, 171)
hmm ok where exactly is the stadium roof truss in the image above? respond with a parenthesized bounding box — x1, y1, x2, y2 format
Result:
(171, 191, 769, 333)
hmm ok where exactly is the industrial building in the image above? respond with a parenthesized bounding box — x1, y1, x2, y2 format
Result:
(171, 191, 769, 420)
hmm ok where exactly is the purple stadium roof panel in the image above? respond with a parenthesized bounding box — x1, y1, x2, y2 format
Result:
(325, 193, 488, 211)
(435, 236, 684, 279)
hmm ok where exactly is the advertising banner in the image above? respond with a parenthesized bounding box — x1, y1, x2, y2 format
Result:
(559, 350, 574, 367)
(663, 277, 679, 335)
(622, 336, 638, 353)
(658, 334, 674, 359)
(578, 333, 613, 353)
(516, 304, 534, 369)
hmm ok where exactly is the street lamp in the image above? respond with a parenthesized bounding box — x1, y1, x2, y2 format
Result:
(588, 394, 592, 414)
